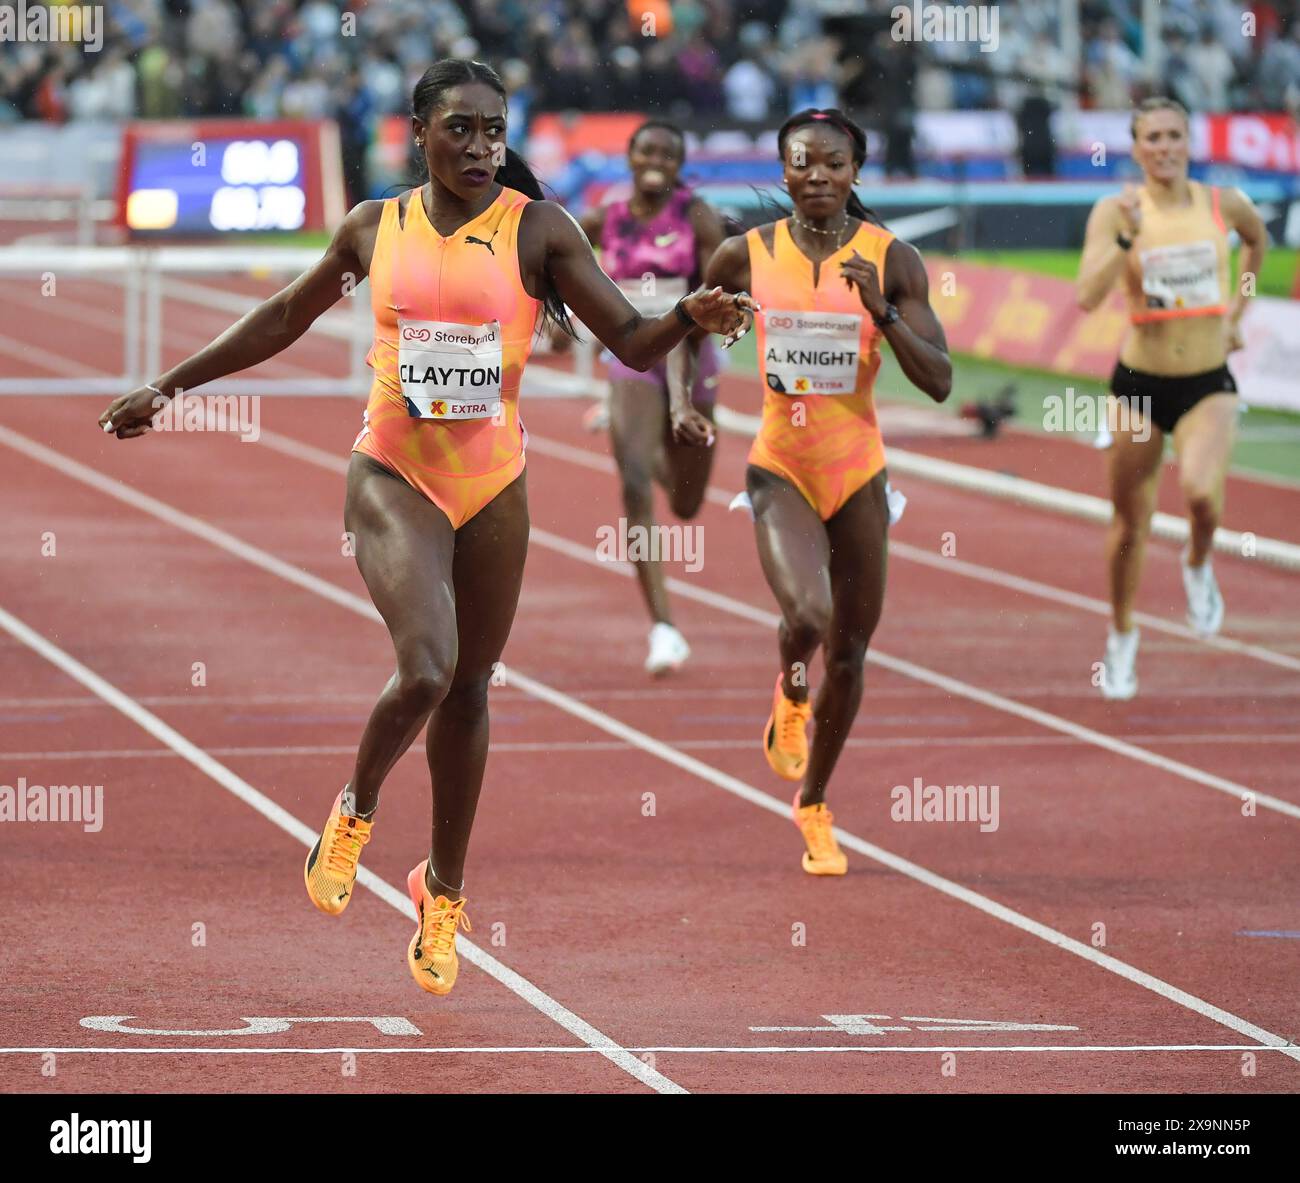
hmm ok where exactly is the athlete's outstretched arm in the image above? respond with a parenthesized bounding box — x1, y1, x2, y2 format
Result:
(522, 201, 756, 372)
(842, 239, 951, 402)
(99, 202, 380, 438)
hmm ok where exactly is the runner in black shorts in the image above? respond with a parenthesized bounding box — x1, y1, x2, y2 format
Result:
(1076, 97, 1267, 700)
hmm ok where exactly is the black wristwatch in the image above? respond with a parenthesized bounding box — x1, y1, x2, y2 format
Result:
(1115, 232, 1133, 251)
(872, 303, 900, 329)
(674, 296, 696, 327)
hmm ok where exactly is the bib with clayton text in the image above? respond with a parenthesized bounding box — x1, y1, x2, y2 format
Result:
(398, 318, 503, 420)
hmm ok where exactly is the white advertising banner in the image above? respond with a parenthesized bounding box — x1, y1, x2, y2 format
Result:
(1235, 297, 1300, 412)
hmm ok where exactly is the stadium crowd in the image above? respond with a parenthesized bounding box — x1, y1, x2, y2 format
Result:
(0, 0, 1297, 195)
(3, 1, 1299, 124)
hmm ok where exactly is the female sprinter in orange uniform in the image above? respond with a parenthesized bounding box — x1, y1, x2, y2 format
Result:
(99, 59, 754, 995)
(1077, 97, 1266, 700)
(576, 121, 728, 675)
(702, 109, 950, 875)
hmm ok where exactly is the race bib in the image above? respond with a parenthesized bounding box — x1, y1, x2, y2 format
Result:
(398, 319, 503, 419)
(762, 309, 862, 396)
(616, 275, 689, 318)
(1139, 241, 1222, 313)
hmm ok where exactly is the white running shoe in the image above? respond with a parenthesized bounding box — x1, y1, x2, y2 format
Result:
(1181, 548, 1224, 636)
(1100, 627, 1139, 701)
(646, 622, 690, 675)
(582, 400, 610, 433)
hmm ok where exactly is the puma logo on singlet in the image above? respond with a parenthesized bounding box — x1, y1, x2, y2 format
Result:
(654, 232, 679, 248)
(466, 228, 500, 254)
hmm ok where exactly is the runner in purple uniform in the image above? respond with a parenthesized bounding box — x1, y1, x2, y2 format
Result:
(577, 121, 729, 674)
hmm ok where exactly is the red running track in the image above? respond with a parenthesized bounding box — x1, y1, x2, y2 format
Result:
(1, 382, 1298, 1094)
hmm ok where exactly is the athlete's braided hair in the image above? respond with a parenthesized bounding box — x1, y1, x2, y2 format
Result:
(411, 59, 575, 338)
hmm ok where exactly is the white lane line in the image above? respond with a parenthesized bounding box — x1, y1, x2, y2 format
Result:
(20, 287, 329, 379)
(522, 431, 1300, 675)
(0, 602, 686, 1096)
(0, 1044, 1293, 1055)
(246, 424, 1300, 819)
(708, 403, 1300, 570)
(529, 520, 1300, 821)
(8, 429, 1297, 1064)
(9, 732, 1300, 763)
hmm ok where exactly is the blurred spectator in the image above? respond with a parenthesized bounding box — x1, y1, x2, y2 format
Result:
(1086, 18, 1145, 107)
(67, 45, 136, 120)
(1024, 29, 1073, 106)
(1018, 84, 1058, 177)
(336, 65, 373, 208)
(676, 33, 724, 111)
(785, 37, 839, 113)
(185, 0, 241, 62)
(135, 42, 184, 119)
(1163, 27, 1199, 111)
(1187, 24, 1238, 111)
(725, 48, 778, 123)
(280, 62, 332, 120)
(246, 57, 290, 120)
(1256, 19, 1300, 111)
(842, 28, 917, 177)
(500, 57, 534, 149)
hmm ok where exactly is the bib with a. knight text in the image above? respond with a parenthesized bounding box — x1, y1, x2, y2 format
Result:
(762, 309, 862, 396)
(616, 275, 689, 318)
(398, 319, 503, 419)
(1139, 241, 1222, 313)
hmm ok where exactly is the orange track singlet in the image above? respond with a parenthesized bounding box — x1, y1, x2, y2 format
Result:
(746, 218, 894, 521)
(1124, 181, 1230, 324)
(354, 186, 540, 529)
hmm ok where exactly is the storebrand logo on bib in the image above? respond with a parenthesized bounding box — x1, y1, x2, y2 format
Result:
(434, 326, 496, 346)
(768, 315, 794, 330)
(402, 326, 431, 342)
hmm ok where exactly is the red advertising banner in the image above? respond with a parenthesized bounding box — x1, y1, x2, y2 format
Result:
(1204, 113, 1300, 171)
(926, 257, 1126, 380)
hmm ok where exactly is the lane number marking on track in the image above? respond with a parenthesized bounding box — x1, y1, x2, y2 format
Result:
(750, 1013, 1080, 1036)
(80, 1016, 422, 1037)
